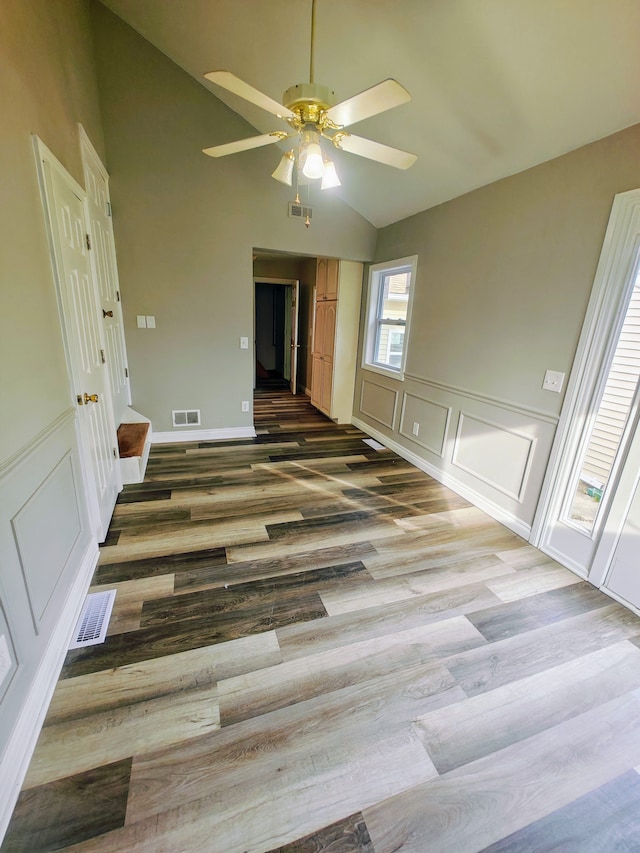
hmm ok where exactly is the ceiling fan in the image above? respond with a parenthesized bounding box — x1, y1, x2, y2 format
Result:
(201, 0, 416, 190)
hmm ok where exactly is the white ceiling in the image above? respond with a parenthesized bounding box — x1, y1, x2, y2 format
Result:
(99, 0, 640, 228)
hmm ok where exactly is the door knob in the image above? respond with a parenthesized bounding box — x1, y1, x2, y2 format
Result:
(84, 393, 99, 404)
(102, 310, 113, 318)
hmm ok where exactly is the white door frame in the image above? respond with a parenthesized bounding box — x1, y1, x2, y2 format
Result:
(79, 125, 132, 426)
(253, 277, 300, 393)
(531, 188, 640, 585)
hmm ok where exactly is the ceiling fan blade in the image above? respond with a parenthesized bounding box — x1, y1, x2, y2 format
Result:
(325, 79, 411, 128)
(332, 132, 417, 169)
(204, 71, 296, 120)
(203, 131, 290, 158)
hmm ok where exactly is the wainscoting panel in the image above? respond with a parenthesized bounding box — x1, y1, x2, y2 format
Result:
(12, 453, 82, 630)
(0, 602, 18, 704)
(399, 392, 451, 458)
(360, 380, 398, 429)
(354, 371, 557, 535)
(452, 412, 535, 502)
(0, 409, 98, 843)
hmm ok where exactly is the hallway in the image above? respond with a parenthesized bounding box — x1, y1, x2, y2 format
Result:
(4, 390, 640, 851)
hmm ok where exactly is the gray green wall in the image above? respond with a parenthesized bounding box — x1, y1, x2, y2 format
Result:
(354, 123, 640, 533)
(90, 3, 376, 434)
(0, 0, 105, 460)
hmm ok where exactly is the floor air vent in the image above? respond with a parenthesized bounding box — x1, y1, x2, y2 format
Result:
(363, 438, 385, 451)
(68, 590, 116, 649)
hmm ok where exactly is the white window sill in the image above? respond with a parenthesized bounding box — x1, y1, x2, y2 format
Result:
(362, 363, 405, 382)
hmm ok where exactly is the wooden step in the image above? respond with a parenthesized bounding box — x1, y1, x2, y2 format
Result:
(117, 422, 150, 459)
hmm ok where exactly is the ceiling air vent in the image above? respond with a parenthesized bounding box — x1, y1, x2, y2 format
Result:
(172, 409, 201, 427)
(288, 202, 313, 222)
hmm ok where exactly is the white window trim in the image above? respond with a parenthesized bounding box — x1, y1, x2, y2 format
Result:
(362, 255, 417, 381)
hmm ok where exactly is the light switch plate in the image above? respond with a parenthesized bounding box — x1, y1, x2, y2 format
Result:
(136, 315, 146, 329)
(240, 337, 249, 349)
(146, 315, 156, 328)
(543, 369, 565, 392)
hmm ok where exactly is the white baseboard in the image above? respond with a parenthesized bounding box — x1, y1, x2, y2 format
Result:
(352, 416, 532, 540)
(537, 541, 589, 580)
(152, 426, 257, 444)
(0, 538, 99, 843)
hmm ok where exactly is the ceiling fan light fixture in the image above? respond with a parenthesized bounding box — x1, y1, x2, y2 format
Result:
(300, 130, 324, 179)
(272, 149, 295, 185)
(321, 159, 341, 189)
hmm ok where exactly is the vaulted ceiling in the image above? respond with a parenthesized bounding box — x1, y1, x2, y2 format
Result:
(99, 0, 640, 228)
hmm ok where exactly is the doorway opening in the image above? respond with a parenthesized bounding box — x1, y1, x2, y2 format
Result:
(254, 280, 297, 391)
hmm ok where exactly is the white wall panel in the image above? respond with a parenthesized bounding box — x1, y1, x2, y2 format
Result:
(12, 453, 82, 629)
(399, 392, 451, 457)
(360, 380, 397, 429)
(0, 410, 98, 841)
(452, 412, 535, 501)
(354, 371, 556, 535)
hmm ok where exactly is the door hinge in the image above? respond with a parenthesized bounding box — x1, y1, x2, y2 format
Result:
(100, 349, 106, 364)
(113, 447, 118, 459)
(116, 290, 120, 302)
(106, 201, 112, 217)
(85, 233, 92, 251)
(124, 367, 129, 378)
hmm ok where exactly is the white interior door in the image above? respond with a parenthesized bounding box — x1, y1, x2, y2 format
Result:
(80, 128, 131, 427)
(35, 139, 120, 541)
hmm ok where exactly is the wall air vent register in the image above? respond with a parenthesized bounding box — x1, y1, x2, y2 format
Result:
(172, 410, 201, 427)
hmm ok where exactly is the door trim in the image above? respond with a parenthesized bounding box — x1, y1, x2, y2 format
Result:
(531, 189, 640, 576)
(253, 277, 300, 393)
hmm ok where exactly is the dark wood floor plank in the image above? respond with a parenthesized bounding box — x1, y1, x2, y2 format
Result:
(0, 759, 131, 852)
(95, 546, 227, 585)
(266, 812, 375, 852)
(174, 541, 378, 594)
(140, 562, 369, 628)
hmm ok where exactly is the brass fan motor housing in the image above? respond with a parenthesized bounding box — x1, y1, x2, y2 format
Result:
(282, 82, 335, 127)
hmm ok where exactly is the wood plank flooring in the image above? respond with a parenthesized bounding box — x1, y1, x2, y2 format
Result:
(4, 385, 640, 851)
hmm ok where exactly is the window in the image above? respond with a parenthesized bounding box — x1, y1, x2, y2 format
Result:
(363, 255, 417, 378)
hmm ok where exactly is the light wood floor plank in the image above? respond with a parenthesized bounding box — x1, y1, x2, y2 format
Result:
(218, 615, 486, 725)
(416, 640, 640, 773)
(364, 691, 640, 853)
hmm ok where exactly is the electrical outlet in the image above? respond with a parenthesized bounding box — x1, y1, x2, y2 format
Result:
(543, 369, 565, 393)
(241, 400, 249, 412)
(412, 422, 420, 436)
(0, 635, 12, 688)
(240, 337, 249, 349)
